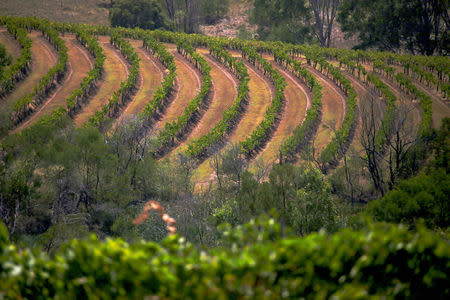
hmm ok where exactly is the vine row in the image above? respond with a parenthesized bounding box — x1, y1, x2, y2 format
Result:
(10, 20, 68, 128)
(0, 21, 32, 98)
(87, 30, 139, 128)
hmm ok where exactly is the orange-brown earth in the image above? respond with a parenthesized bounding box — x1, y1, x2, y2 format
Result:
(73, 36, 128, 126)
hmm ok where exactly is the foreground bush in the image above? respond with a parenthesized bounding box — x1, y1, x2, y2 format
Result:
(0, 220, 448, 299)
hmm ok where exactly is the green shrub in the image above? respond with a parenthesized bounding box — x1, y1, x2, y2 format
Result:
(0, 220, 448, 298)
(366, 169, 450, 229)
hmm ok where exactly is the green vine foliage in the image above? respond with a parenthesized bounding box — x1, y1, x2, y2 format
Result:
(185, 43, 249, 159)
(238, 44, 286, 158)
(63, 25, 105, 114)
(0, 219, 448, 298)
(87, 31, 139, 128)
(10, 20, 68, 127)
(152, 39, 212, 153)
(288, 45, 358, 170)
(0, 22, 32, 97)
(139, 35, 177, 122)
(274, 48, 323, 161)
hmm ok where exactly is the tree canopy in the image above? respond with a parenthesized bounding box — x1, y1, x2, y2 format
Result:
(338, 0, 450, 55)
(109, 0, 169, 30)
(250, 0, 313, 44)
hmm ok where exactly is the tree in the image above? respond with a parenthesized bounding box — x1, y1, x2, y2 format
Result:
(109, 0, 169, 30)
(338, 0, 450, 55)
(201, 0, 229, 25)
(215, 164, 342, 235)
(359, 97, 388, 197)
(366, 169, 450, 229)
(310, 0, 341, 47)
(250, 0, 313, 44)
(160, 0, 202, 32)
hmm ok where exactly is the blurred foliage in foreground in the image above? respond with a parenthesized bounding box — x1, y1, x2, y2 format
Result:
(0, 218, 449, 299)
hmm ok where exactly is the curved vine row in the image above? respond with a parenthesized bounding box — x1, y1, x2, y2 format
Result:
(237, 44, 286, 159)
(0, 21, 32, 98)
(153, 39, 212, 157)
(10, 20, 68, 128)
(185, 43, 250, 161)
(87, 30, 139, 128)
(273, 48, 323, 162)
(138, 35, 177, 129)
(291, 45, 358, 171)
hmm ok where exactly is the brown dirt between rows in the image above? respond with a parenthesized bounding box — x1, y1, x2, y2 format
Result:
(250, 59, 310, 168)
(303, 64, 346, 155)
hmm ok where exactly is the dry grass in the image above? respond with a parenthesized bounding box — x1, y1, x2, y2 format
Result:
(249, 61, 309, 169)
(74, 37, 128, 126)
(116, 40, 163, 123)
(174, 51, 238, 155)
(0, 29, 21, 61)
(151, 50, 201, 132)
(193, 59, 272, 184)
(13, 35, 93, 132)
(0, 31, 57, 116)
(0, 0, 110, 25)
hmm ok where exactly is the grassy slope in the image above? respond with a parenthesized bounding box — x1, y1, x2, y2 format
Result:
(0, 0, 110, 25)
(73, 36, 128, 126)
(13, 34, 93, 132)
(115, 40, 162, 124)
(0, 31, 57, 117)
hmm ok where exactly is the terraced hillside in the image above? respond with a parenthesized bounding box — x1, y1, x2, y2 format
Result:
(1, 17, 448, 186)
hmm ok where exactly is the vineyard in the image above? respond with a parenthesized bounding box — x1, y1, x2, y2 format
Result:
(0, 16, 447, 184)
(0, 16, 449, 298)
